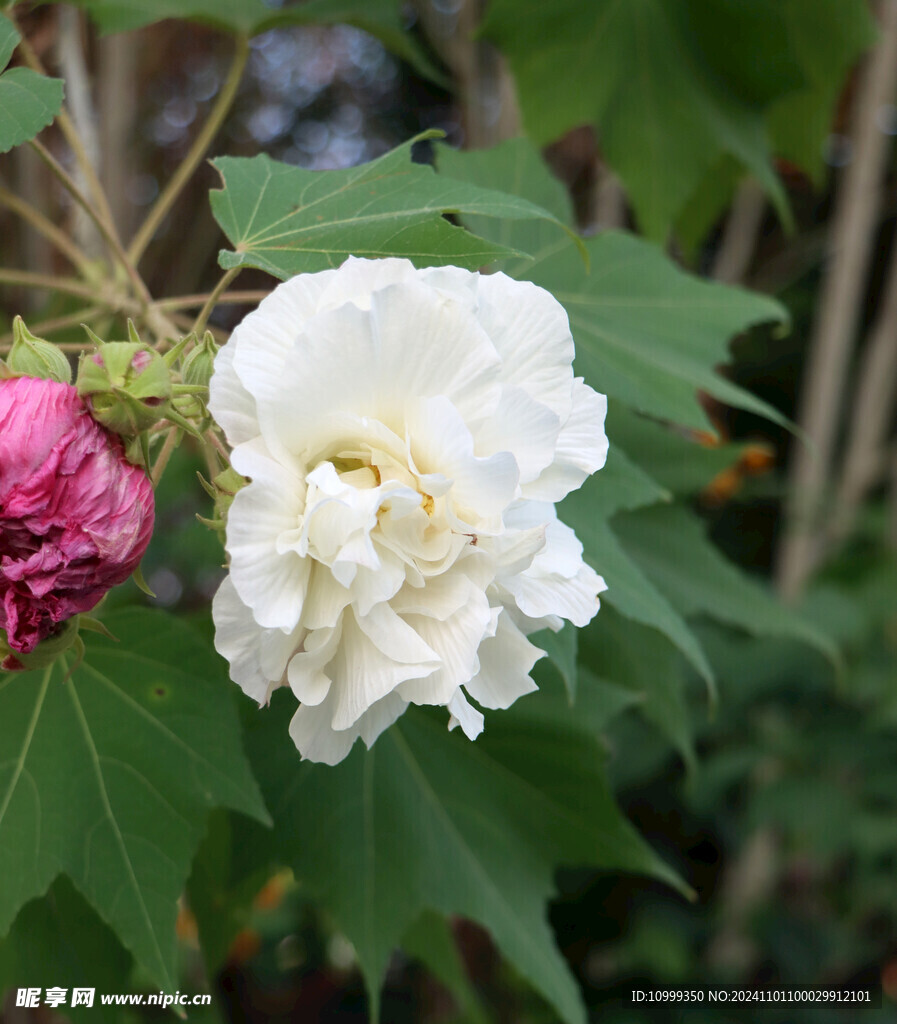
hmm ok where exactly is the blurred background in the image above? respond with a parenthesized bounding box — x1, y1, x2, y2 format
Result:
(3, 1, 897, 1021)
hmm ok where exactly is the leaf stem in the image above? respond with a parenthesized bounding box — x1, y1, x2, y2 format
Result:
(0, 183, 93, 272)
(192, 267, 241, 334)
(128, 35, 250, 265)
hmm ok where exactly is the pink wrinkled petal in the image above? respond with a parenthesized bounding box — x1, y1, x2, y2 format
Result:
(0, 376, 155, 654)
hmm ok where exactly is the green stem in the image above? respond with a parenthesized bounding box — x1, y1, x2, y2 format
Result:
(192, 266, 241, 334)
(151, 426, 181, 487)
(169, 311, 227, 342)
(0, 184, 93, 273)
(129, 35, 250, 265)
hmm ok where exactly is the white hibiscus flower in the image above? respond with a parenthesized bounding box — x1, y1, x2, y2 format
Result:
(209, 257, 608, 765)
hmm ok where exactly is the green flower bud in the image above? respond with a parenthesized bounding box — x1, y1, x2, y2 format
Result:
(0, 616, 80, 672)
(214, 466, 247, 525)
(181, 330, 219, 391)
(196, 465, 247, 543)
(77, 331, 172, 436)
(6, 316, 72, 383)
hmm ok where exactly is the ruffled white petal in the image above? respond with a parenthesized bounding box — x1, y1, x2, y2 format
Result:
(464, 611, 542, 709)
(524, 380, 608, 502)
(288, 689, 407, 765)
(475, 271, 576, 416)
(447, 689, 484, 741)
(212, 577, 295, 704)
(207, 340, 259, 448)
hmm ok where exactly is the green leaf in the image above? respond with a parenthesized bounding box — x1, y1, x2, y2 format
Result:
(187, 809, 277, 976)
(585, 442, 670, 521)
(248, 673, 685, 1024)
(0, 15, 64, 155)
(613, 504, 839, 663)
(0, 609, 269, 994)
(563, 504, 714, 693)
(581, 607, 696, 770)
(767, 0, 876, 184)
(538, 232, 789, 431)
(210, 134, 570, 279)
(65, 0, 443, 81)
(480, 0, 790, 239)
(402, 912, 490, 1024)
(0, 877, 131, 1024)
(606, 402, 754, 498)
(530, 623, 577, 701)
(438, 139, 789, 432)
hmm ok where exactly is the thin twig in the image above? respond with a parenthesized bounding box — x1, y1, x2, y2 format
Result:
(128, 35, 250, 265)
(712, 179, 766, 284)
(193, 267, 241, 334)
(29, 139, 153, 307)
(776, 0, 897, 601)
(0, 306, 105, 348)
(157, 289, 267, 311)
(0, 183, 92, 272)
(0, 268, 102, 302)
(12, 17, 117, 230)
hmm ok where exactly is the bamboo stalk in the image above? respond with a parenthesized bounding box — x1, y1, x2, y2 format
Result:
(828, 235, 897, 545)
(712, 179, 766, 284)
(776, 0, 897, 601)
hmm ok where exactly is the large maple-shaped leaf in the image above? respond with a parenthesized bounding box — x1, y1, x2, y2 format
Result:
(766, 0, 876, 184)
(613, 505, 838, 663)
(247, 673, 685, 1024)
(480, 0, 791, 238)
(437, 140, 787, 434)
(0, 15, 64, 154)
(210, 134, 570, 278)
(0, 878, 131, 1024)
(0, 609, 269, 994)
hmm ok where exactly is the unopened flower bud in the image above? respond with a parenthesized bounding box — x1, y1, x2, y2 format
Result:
(181, 331, 219, 391)
(77, 333, 172, 436)
(6, 316, 72, 383)
(0, 376, 154, 657)
(0, 617, 80, 672)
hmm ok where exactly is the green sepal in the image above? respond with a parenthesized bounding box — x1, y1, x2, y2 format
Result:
(7, 316, 72, 383)
(163, 406, 204, 440)
(180, 330, 219, 391)
(1, 616, 80, 672)
(132, 562, 156, 598)
(163, 333, 194, 369)
(77, 615, 119, 642)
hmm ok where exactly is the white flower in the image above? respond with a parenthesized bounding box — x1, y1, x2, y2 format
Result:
(209, 257, 608, 765)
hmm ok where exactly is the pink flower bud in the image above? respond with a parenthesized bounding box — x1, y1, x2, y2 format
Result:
(0, 377, 155, 655)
